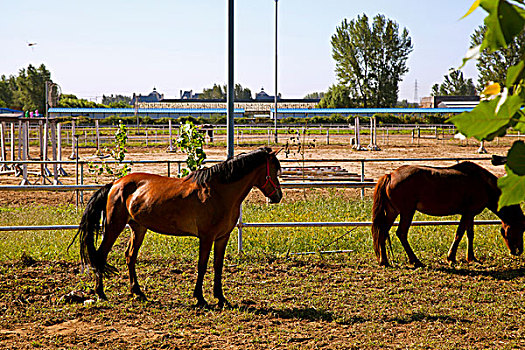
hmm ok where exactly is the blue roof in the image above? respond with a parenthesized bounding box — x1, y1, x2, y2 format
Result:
(271, 108, 472, 114)
(0, 107, 23, 114)
(49, 108, 245, 113)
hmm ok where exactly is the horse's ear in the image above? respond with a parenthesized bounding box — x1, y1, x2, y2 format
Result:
(272, 148, 284, 156)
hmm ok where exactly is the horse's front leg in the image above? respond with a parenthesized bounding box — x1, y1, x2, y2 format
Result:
(194, 238, 213, 308)
(447, 215, 469, 264)
(213, 233, 231, 309)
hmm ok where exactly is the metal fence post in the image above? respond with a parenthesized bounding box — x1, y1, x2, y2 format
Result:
(360, 160, 365, 199)
(237, 204, 243, 253)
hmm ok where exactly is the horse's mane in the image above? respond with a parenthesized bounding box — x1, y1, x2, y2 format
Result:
(187, 147, 279, 186)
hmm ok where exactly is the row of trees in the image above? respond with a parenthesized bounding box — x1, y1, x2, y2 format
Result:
(0, 64, 52, 112)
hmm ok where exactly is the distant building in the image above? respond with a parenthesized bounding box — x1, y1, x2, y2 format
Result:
(255, 88, 279, 101)
(180, 90, 200, 99)
(131, 88, 164, 105)
(420, 95, 479, 108)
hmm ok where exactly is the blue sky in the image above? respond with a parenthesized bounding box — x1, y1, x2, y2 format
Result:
(1, 0, 485, 102)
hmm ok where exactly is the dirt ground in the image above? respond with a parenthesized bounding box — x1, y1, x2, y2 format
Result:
(1, 136, 522, 349)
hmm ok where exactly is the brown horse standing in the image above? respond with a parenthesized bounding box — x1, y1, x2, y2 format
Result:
(372, 161, 525, 267)
(72, 147, 282, 307)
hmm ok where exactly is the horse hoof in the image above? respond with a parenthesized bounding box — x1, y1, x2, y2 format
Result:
(194, 300, 209, 309)
(132, 293, 148, 302)
(217, 298, 232, 310)
(412, 261, 425, 268)
(96, 293, 108, 301)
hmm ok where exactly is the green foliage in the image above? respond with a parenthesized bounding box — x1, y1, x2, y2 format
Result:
(331, 14, 413, 107)
(0, 64, 52, 111)
(471, 26, 525, 89)
(198, 83, 252, 100)
(176, 121, 207, 177)
(102, 94, 132, 106)
(318, 84, 354, 108)
(431, 69, 477, 96)
(303, 91, 325, 99)
(451, 0, 525, 208)
(88, 121, 131, 180)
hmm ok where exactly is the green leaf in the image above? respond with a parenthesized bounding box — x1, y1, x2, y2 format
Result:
(506, 140, 525, 175)
(480, 0, 525, 52)
(514, 111, 525, 132)
(448, 98, 513, 141)
(498, 166, 525, 209)
(506, 61, 525, 88)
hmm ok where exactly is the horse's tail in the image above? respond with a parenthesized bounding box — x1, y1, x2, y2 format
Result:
(371, 174, 391, 259)
(68, 182, 117, 277)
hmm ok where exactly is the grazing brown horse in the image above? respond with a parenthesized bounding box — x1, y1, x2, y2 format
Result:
(372, 161, 525, 267)
(72, 147, 282, 307)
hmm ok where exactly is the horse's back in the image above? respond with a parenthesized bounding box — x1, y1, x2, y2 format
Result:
(387, 162, 495, 216)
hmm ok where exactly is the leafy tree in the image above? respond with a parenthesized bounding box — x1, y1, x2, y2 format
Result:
(234, 84, 252, 100)
(471, 25, 525, 90)
(199, 84, 226, 99)
(58, 94, 106, 108)
(318, 84, 354, 108)
(177, 121, 207, 177)
(16, 64, 52, 112)
(89, 120, 131, 180)
(199, 83, 253, 100)
(304, 92, 325, 99)
(0, 75, 16, 108)
(331, 14, 413, 107)
(102, 94, 132, 106)
(431, 69, 477, 96)
(450, 0, 525, 208)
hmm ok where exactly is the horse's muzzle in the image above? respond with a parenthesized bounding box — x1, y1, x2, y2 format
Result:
(268, 194, 282, 204)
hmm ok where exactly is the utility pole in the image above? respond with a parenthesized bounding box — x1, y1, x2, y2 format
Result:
(227, 0, 235, 159)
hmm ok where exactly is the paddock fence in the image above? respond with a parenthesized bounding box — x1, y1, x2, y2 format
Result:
(0, 156, 502, 253)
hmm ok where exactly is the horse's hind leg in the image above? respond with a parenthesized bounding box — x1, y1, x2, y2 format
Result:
(465, 216, 478, 263)
(213, 233, 231, 309)
(95, 204, 129, 300)
(396, 211, 424, 267)
(126, 221, 147, 300)
(378, 210, 398, 267)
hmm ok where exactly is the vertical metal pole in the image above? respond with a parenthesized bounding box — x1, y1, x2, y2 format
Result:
(75, 135, 79, 208)
(95, 120, 100, 155)
(360, 161, 365, 199)
(274, 0, 279, 144)
(51, 121, 58, 184)
(10, 122, 15, 163)
(237, 204, 243, 252)
(226, 0, 235, 159)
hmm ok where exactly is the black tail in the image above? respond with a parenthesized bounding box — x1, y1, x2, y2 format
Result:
(371, 174, 391, 259)
(69, 183, 117, 277)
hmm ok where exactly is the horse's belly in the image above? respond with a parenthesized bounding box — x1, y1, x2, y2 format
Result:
(416, 202, 460, 216)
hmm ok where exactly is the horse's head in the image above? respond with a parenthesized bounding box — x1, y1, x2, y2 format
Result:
(499, 205, 525, 256)
(257, 149, 283, 204)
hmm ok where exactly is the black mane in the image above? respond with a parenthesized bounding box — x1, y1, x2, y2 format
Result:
(187, 147, 279, 186)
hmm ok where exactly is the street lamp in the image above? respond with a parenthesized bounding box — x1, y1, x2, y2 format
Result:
(274, 0, 279, 144)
